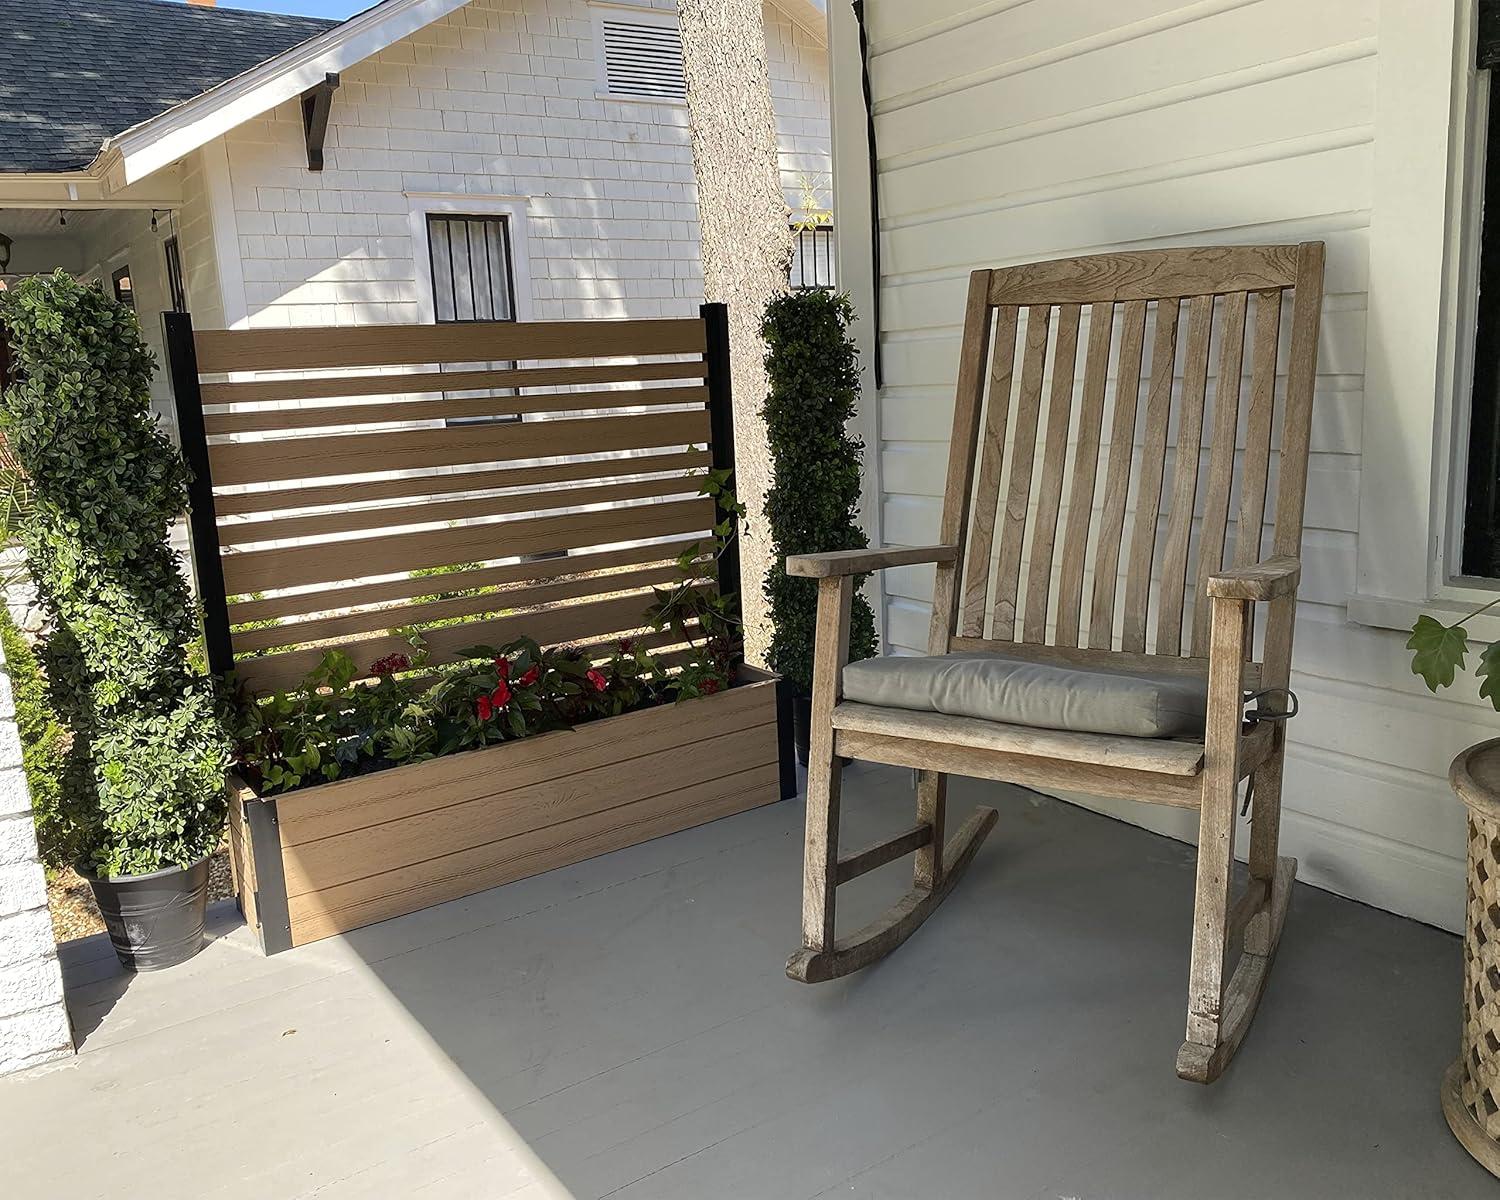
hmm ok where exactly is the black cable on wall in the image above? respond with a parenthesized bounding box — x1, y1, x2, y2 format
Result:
(851, 0, 883, 389)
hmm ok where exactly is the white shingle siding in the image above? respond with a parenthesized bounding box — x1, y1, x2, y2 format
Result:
(198, 0, 829, 329)
(0, 641, 70, 1077)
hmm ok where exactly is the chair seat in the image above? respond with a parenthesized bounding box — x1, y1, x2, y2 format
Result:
(830, 702, 1206, 776)
(841, 651, 1209, 739)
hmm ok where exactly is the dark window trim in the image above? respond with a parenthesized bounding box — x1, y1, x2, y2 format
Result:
(1464, 73, 1500, 577)
(110, 264, 134, 309)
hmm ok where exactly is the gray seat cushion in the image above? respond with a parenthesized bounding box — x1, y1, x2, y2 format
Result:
(841, 652, 1208, 739)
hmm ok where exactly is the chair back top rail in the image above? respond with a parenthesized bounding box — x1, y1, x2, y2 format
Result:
(931, 243, 1326, 672)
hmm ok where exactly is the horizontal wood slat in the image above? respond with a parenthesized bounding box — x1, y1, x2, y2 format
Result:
(213, 448, 712, 517)
(221, 495, 714, 594)
(227, 538, 704, 624)
(194, 317, 707, 373)
(208, 409, 712, 486)
(280, 717, 778, 897)
(986, 246, 1297, 306)
(234, 588, 700, 694)
(219, 473, 706, 546)
(288, 761, 779, 945)
(204, 385, 708, 435)
(200, 359, 706, 406)
(232, 561, 691, 654)
(274, 679, 776, 845)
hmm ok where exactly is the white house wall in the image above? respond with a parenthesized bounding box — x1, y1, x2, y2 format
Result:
(191, 0, 829, 328)
(836, 0, 1486, 931)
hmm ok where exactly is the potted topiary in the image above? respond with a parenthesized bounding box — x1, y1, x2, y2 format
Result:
(761, 290, 878, 762)
(0, 272, 229, 971)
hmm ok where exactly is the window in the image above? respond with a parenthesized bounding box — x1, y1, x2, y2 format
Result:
(163, 236, 187, 313)
(426, 213, 520, 426)
(1465, 26, 1500, 577)
(594, 7, 686, 101)
(790, 224, 835, 291)
(110, 265, 134, 310)
(427, 214, 516, 323)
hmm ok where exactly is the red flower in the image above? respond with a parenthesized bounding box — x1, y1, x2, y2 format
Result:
(491, 681, 511, 708)
(493, 656, 511, 680)
(702, 677, 721, 695)
(475, 695, 493, 721)
(517, 665, 539, 687)
(586, 668, 608, 693)
(370, 652, 410, 676)
(617, 637, 635, 654)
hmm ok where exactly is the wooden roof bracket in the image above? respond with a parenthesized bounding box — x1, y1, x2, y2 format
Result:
(300, 72, 340, 171)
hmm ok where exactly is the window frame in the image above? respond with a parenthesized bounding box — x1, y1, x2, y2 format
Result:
(425, 212, 519, 325)
(110, 264, 135, 310)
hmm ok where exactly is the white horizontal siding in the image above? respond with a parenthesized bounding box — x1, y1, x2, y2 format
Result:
(850, 0, 1476, 931)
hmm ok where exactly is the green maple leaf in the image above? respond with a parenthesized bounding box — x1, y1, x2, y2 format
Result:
(1407, 615, 1469, 692)
(1478, 641, 1500, 712)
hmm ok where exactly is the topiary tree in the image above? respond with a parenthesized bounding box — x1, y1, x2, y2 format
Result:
(761, 290, 877, 694)
(0, 271, 228, 877)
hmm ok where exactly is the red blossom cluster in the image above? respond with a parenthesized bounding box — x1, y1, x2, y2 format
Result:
(369, 652, 411, 677)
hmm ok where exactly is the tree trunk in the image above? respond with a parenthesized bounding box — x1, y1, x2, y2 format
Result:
(678, 0, 792, 666)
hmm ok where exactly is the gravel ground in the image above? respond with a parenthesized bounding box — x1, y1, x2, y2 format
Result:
(47, 845, 235, 943)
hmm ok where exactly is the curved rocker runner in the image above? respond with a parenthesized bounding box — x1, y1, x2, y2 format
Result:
(785, 243, 1326, 1085)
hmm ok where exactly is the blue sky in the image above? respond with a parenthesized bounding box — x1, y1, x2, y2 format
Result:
(182, 0, 369, 18)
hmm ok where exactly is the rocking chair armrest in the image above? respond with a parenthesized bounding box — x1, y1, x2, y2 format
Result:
(785, 544, 960, 579)
(1205, 555, 1301, 602)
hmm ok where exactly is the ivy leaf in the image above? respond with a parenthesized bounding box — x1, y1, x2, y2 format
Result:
(1407, 615, 1468, 692)
(1479, 641, 1500, 712)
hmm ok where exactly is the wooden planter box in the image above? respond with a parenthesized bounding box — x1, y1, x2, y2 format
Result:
(227, 670, 793, 953)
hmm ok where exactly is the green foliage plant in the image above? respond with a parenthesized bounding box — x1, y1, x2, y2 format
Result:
(0, 605, 70, 870)
(0, 271, 229, 876)
(230, 476, 747, 797)
(760, 290, 877, 693)
(1408, 599, 1500, 710)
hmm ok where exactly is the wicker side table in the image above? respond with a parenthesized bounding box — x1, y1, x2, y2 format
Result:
(1443, 738, 1500, 1178)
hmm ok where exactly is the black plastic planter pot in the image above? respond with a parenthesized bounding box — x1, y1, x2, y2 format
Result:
(83, 855, 212, 972)
(791, 693, 812, 766)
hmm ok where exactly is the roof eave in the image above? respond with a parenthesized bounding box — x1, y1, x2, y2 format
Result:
(110, 0, 470, 186)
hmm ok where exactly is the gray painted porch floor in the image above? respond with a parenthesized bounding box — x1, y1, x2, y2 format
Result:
(0, 764, 1490, 1199)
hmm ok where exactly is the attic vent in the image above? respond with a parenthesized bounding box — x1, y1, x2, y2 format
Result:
(601, 18, 686, 100)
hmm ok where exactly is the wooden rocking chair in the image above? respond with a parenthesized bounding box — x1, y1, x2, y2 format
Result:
(785, 243, 1325, 1084)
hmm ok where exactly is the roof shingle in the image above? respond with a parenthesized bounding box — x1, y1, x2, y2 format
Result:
(0, 0, 339, 174)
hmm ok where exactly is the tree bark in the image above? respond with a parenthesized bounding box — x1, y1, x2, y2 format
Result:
(678, 0, 792, 666)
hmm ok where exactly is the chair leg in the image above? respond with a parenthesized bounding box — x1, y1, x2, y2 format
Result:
(1176, 750, 1296, 1084)
(914, 770, 946, 890)
(799, 723, 845, 954)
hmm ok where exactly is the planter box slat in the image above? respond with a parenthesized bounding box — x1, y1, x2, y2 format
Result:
(231, 677, 790, 952)
(288, 760, 780, 945)
(276, 677, 776, 847)
(280, 716, 778, 897)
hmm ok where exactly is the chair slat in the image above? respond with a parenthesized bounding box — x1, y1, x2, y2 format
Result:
(1023, 304, 1082, 643)
(1272, 243, 1326, 558)
(1191, 290, 1249, 655)
(1121, 299, 1180, 654)
(1235, 289, 1283, 569)
(1055, 302, 1115, 648)
(929, 271, 997, 655)
(1088, 300, 1148, 648)
(991, 305, 1052, 641)
(1155, 294, 1215, 656)
(960, 306, 1020, 638)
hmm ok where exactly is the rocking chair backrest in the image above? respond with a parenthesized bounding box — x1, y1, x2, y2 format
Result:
(928, 244, 1325, 670)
